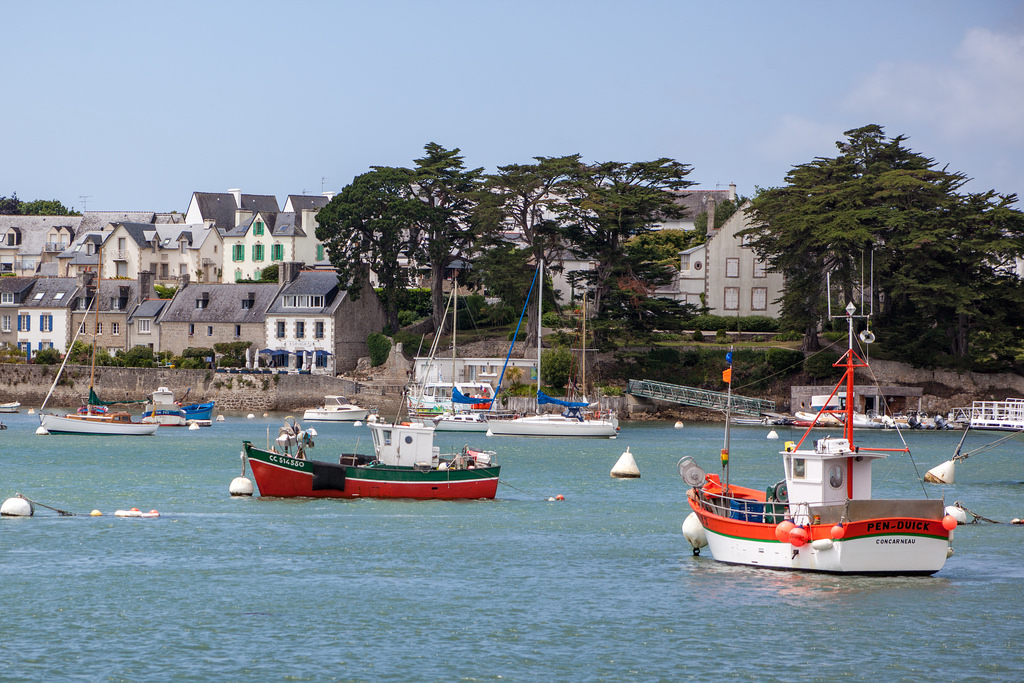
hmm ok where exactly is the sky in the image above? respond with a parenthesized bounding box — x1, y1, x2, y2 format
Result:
(5, 0, 1024, 213)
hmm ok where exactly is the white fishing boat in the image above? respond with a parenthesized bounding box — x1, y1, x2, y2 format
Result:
(485, 259, 618, 439)
(0, 401, 21, 413)
(681, 304, 956, 575)
(302, 396, 370, 422)
(140, 387, 188, 426)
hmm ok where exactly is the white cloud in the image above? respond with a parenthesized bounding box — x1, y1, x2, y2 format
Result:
(844, 27, 1024, 143)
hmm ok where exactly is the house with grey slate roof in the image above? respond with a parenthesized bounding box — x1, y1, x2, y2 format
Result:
(127, 298, 168, 352)
(155, 280, 280, 357)
(264, 262, 386, 375)
(0, 276, 40, 350)
(70, 271, 158, 356)
(7, 277, 82, 356)
(102, 221, 223, 284)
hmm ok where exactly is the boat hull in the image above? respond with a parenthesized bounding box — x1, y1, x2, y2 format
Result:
(432, 414, 489, 432)
(0, 401, 21, 413)
(687, 494, 951, 575)
(39, 413, 159, 436)
(486, 414, 618, 437)
(302, 408, 370, 422)
(244, 443, 499, 499)
(140, 409, 187, 426)
(183, 402, 215, 422)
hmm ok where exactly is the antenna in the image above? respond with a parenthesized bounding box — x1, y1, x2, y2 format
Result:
(321, 177, 328, 193)
(79, 195, 93, 211)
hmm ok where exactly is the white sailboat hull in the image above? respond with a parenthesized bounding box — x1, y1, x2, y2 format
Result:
(302, 408, 370, 422)
(39, 413, 160, 436)
(432, 413, 489, 432)
(486, 413, 619, 438)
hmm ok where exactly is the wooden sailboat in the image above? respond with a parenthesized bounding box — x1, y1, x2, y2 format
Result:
(38, 255, 158, 436)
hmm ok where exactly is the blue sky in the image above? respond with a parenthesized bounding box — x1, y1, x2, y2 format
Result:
(5, 0, 1024, 213)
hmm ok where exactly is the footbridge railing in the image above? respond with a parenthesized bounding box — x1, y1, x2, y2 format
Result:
(626, 379, 775, 417)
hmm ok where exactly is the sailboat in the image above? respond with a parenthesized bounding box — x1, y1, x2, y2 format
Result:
(38, 261, 158, 436)
(680, 303, 956, 574)
(486, 259, 619, 438)
(409, 281, 494, 432)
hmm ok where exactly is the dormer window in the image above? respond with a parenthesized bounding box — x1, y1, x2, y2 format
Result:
(6, 228, 21, 246)
(33, 292, 44, 301)
(1, 292, 14, 304)
(254, 220, 265, 236)
(196, 293, 209, 309)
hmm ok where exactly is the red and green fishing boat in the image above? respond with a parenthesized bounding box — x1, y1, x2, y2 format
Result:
(242, 417, 499, 499)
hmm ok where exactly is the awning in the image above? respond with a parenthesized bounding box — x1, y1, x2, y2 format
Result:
(314, 350, 333, 356)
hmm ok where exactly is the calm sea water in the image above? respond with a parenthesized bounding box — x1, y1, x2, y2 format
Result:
(2, 411, 1023, 682)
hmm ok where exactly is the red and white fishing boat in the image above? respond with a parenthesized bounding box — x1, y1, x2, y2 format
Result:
(681, 304, 957, 575)
(243, 417, 499, 500)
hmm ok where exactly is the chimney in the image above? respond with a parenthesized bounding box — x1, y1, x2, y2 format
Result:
(234, 208, 253, 228)
(229, 188, 242, 207)
(177, 273, 190, 289)
(728, 183, 737, 201)
(138, 271, 156, 302)
(279, 261, 305, 284)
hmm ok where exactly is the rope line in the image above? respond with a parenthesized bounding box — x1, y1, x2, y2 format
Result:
(13, 492, 76, 516)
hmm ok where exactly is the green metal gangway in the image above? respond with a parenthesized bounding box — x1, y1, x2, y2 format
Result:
(626, 379, 775, 417)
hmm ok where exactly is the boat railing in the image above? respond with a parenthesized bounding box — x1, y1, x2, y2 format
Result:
(693, 489, 789, 525)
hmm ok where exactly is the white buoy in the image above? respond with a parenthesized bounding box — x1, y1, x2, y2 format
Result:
(368, 414, 378, 423)
(767, 429, 779, 440)
(925, 460, 955, 484)
(486, 429, 494, 437)
(353, 420, 363, 427)
(247, 413, 255, 419)
(674, 421, 684, 429)
(188, 422, 201, 431)
(945, 505, 968, 525)
(229, 476, 254, 497)
(682, 512, 707, 553)
(611, 447, 641, 478)
(1, 496, 33, 517)
(35, 424, 49, 435)
(216, 414, 226, 422)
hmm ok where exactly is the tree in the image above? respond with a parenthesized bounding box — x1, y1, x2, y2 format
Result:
(559, 158, 695, 344)
(0, 194, 19, 215)
(626, 228, 704, 270)
(405, 143, 483, 334)
(0, 194, 78, 215)
(316, 167, 430, 333)
(477, 155, 583, 346)
(744, 124, 1024, 363)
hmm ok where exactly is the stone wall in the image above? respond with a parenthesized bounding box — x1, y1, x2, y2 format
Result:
(2, 364, 405, 414)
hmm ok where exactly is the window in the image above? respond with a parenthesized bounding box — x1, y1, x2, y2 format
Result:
(252, 244, 264, 262)
(1, 315, 9, 332)
(53, 292, 64, 300)
(233, 244, 245, 262)
(234, 324, 241, 338)
(95, 322, 102, 335)
(18, 315, 30, 331)
(680, 254, 690, 271)
(111, 297, 121, 310)
(283, 295, 325, 308)
(196, 298, 208, 309)
(316, 244, 325, 261)
(726, 258, 739, 278)
(296, 321, 305, 338)
(189, 323, 195, 336)
(241, 298, 253, 309)
(724, 287, 739, 311)
(40, 314, 53, 332)
(254, 221, 265, 236)
(315, 351, 328, 368)
(234, 269, 242, 282)
(207, 326, 213, 337)
(753, 260, 767, 278)
(752, 287, 767, 311)
(180, 240, 187, 254)
(0, 292, 13, 304)
(112, 322, 120, 335)
(793, 458, 806, 479)
(161, 263, 169, 277)
(314, 321, 324, 339)
(272, 244, 284, 261)
(276, 321, 285, 338)
(118, 237, 127, 252)
(139, 319, 151, 334)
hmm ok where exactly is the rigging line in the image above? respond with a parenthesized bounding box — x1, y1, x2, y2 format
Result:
(730, 336, 844, 394)
(954, 429, 1024, 462)
(13, 493, 76, 516)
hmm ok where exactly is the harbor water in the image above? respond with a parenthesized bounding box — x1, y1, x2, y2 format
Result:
(2, 411, 1023, 681)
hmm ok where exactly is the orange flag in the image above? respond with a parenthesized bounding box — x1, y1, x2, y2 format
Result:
(722, 368, 732, 384)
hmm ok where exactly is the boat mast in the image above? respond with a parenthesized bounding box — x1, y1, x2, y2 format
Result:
(536, 258, 543, 413)
(723, 348, 733, 491)
(89, 243, 102, 392)
(843, 303, 856, 445)
(581, 292, 586, 402)
(452, 268, 457, 391)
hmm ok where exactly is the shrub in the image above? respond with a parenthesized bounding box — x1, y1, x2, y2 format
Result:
(804, 352, 843, 380)
(34, 347, 62, 365)
(541, 312, 562, 329)
(715, 329, 729, 343)
(774, 330, 803, 342)
(691, 330, 704, 342)
(367, 332, 391, 367)
(541, 346, 574, 390)
(118, 345, 157, 367)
